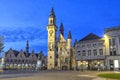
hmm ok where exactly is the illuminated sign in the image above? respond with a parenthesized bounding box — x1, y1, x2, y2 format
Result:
(114, 60, 119, 68)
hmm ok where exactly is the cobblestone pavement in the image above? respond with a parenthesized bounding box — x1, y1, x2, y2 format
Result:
(0, 70, 118, 80)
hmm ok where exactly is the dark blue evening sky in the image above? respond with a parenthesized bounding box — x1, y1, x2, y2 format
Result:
(0, 0, 120, 55)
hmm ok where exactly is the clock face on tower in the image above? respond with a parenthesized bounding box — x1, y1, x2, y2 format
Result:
(49, 30, 53, 36)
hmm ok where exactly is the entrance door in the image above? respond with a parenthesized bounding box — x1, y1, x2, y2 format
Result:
(110, 60, 114, 70)
(62, 66, 67, 70)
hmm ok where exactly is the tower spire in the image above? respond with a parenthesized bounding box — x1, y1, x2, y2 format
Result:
(50, 7, 55, 18)
(68, 31, 72, 39)
(48, 7, 56, 25)
(59, 22, 64, 36)
(26, 40, 29, 57)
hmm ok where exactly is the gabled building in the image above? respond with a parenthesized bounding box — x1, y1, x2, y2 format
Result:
(75, 33, 105, 70)
(75, 27, 120, 71)
(3, 40, 46, 70)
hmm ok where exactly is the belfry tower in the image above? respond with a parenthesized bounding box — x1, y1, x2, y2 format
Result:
(47, 8, 57, 69)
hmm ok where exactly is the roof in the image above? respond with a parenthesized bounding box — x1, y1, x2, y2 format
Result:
(104, 26, 120, 33)
(50, 7, 55, 18)
(5, 49, 19, 57)
(5, 48, 39, 57)
(79, 33, 101, 42)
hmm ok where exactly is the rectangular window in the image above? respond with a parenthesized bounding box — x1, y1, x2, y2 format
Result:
(87, 44, 91, 47)
(109, 39, 112, 46)
(65, 58, 68, 63)
(82, 50, 86, 56)
(88, 50, 91, 56)
(112, 38, 115, 46)
(93, 49, 97, 56)
(113, 48, 116, 55)
(77, 51, 81, 56)
(93, 44, 97, 47)
(98, 43, 103, 46)
(99, 49, 103, 55)
(110, 51, 112, 55)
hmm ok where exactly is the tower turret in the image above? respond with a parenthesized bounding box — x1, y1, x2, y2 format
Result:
(59, 22, 64, 36)
(68, 31, 72, 49)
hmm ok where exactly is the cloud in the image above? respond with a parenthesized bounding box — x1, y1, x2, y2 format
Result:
(0, 26, 46, 41)
(0, 26, 47, 53)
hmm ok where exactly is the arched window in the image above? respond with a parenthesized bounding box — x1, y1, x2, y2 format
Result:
(50, 20, 53, 24)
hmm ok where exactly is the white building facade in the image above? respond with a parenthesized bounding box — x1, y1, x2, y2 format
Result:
(75, 33, 105, 70)
(75, 27, 120, 71)
(104, 27, 120, 70)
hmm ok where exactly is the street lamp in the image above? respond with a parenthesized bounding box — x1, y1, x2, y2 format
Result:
(97, 60, 100, 71)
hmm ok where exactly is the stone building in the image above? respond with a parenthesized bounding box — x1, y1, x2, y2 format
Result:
(3, 40, 46, 70)
(47, 8, 75, 70)
(104, 27, 120, 70)
(75, 27, 120, 71)
(75, 33, 105, 70)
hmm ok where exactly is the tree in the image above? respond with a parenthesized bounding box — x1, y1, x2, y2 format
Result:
(0, 36, 4, 54)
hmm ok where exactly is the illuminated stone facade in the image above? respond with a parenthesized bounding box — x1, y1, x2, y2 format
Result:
(76, 27, 120, 71)
(47, 8, 75, 70)
(3, 41, 47, 70)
